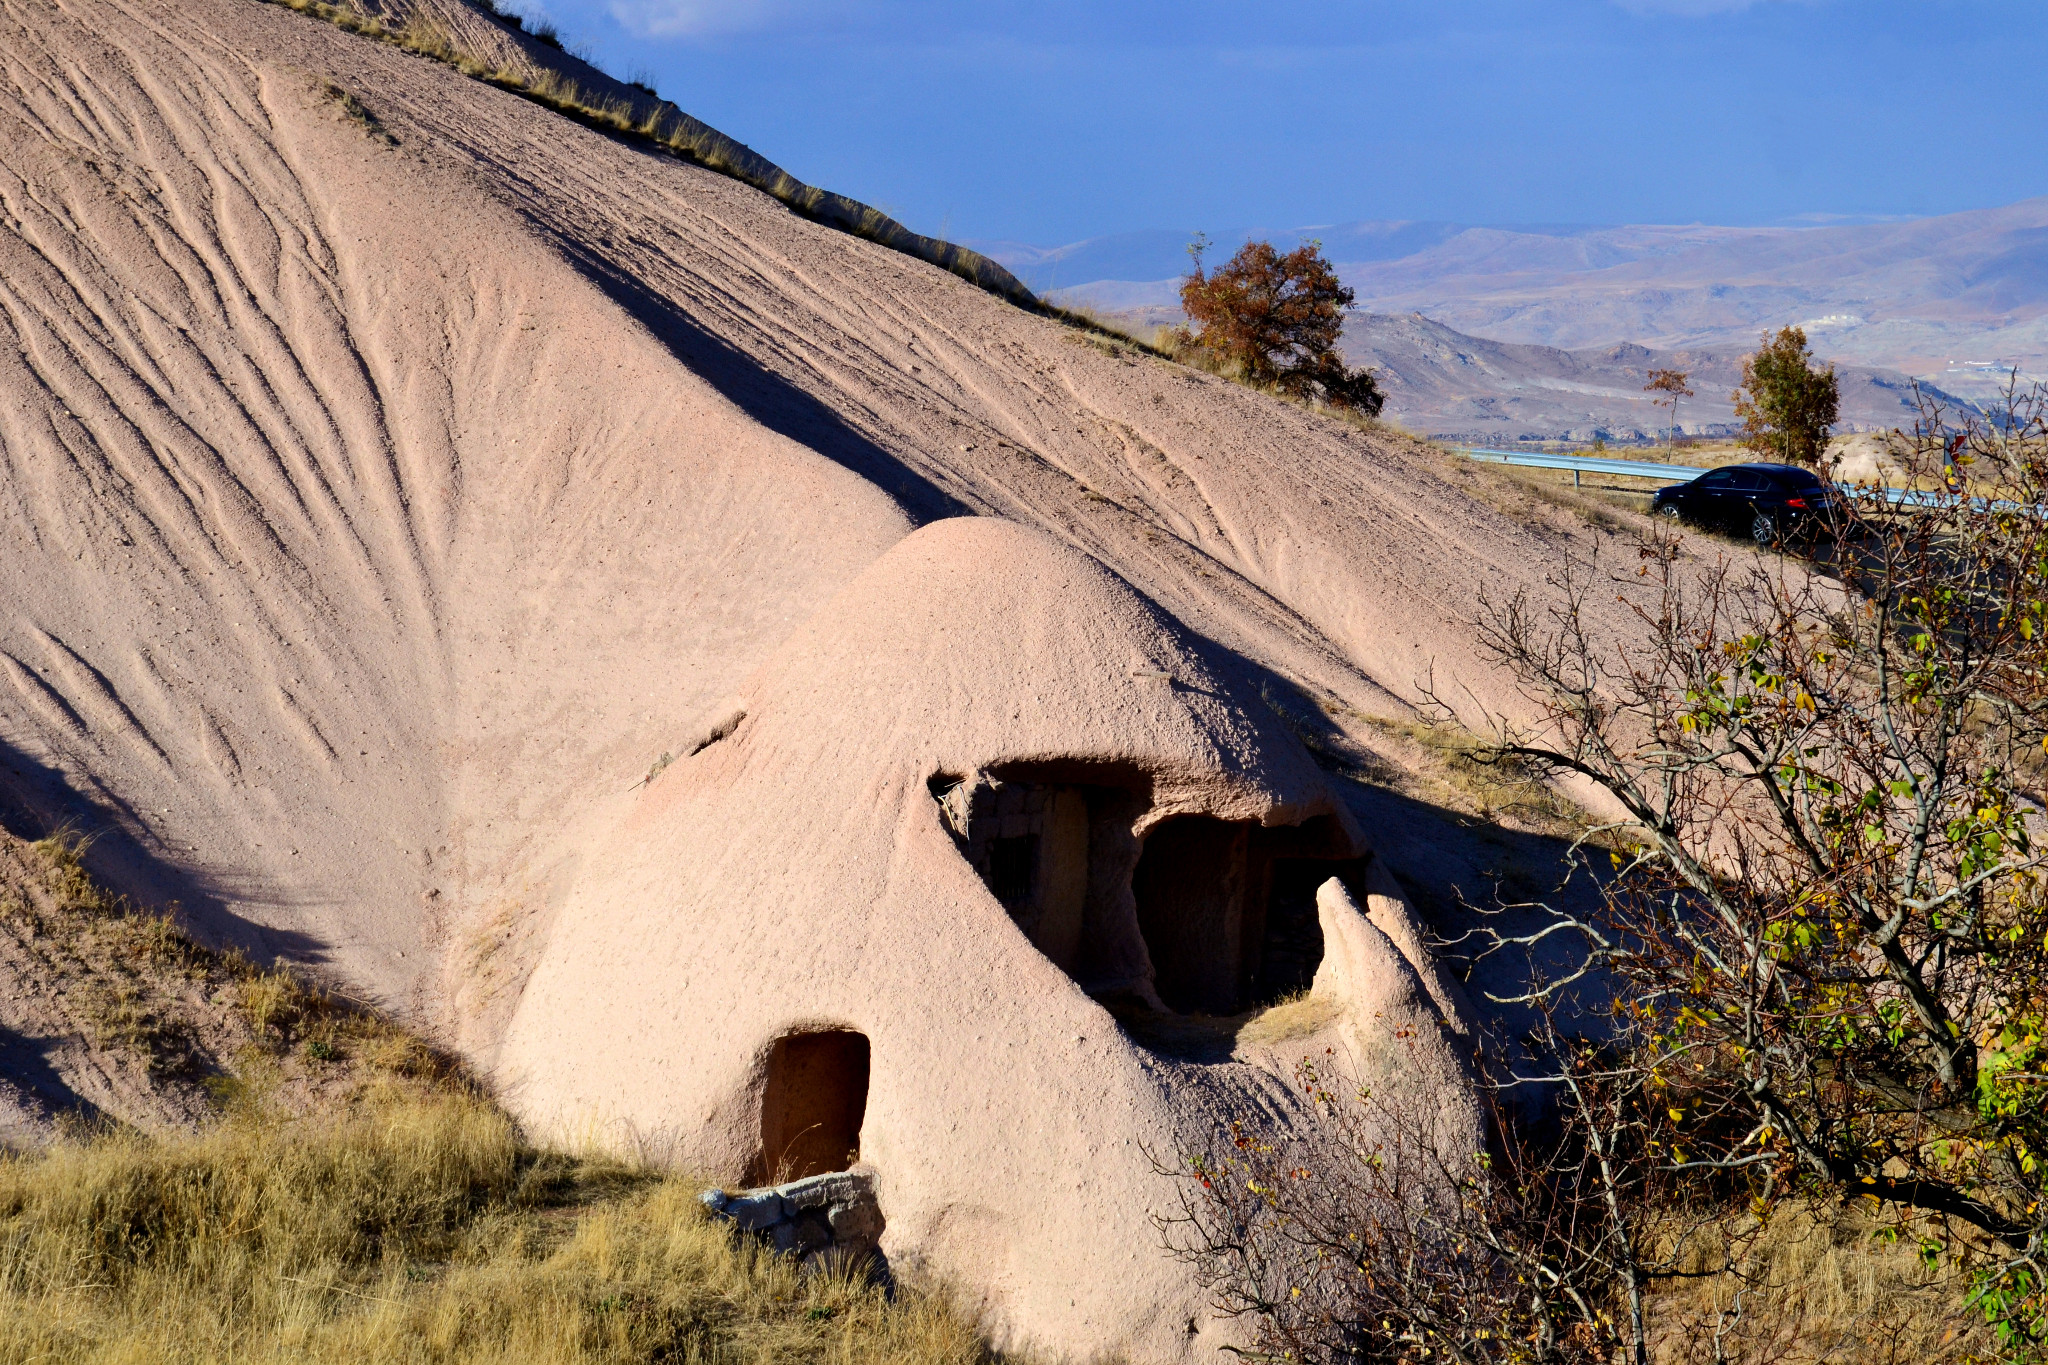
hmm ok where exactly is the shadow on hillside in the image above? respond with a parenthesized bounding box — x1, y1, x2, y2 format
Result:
(1226, 659, 1611, 1040)
(1338, 775, 1604, 1006)
(0, 737, 328, 969)
(557, 244, 974, 526)
(0, 1024, 109, 1135)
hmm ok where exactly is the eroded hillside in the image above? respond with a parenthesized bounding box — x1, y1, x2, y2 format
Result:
(0, 0, 1638, 1013)
(0, 0, 1704, 1355)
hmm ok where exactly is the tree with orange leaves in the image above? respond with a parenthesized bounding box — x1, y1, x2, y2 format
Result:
(1177, 236, 1383, 414)
(1643, 367, 1693, 448)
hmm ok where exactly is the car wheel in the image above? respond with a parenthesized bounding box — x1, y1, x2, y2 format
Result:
(1658, 502, 1682, 521)
(1751, 511, 1778, 546)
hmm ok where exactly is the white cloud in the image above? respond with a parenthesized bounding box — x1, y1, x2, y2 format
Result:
(607, 0, 788, 38)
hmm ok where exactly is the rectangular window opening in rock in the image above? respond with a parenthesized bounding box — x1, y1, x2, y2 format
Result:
(1134, 813, 1370, 1016)
(750, 1030, 870, 1186)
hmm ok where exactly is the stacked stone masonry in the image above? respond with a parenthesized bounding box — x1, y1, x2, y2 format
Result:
(701, 1169, 887, 1273)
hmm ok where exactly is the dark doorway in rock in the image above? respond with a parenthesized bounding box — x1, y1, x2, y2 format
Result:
(1134, 817, 1249, 1014)
(937, 764, 1369, 1019)
(751, 1030, 870, 1185)
(1252, 859, 1340, 1003)
(1134, 814, 1369, 1015)
(938, 769, 1143, 979)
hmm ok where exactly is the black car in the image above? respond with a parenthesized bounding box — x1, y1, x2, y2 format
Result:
(1651, 463, 1846, 545)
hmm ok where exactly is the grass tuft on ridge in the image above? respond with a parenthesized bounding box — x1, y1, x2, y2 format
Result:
(257, 0, 1036, 306)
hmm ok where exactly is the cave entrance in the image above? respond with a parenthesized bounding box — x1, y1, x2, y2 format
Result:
(1133, 815, 1368, 1015)
(936, 766, 1369, 1017)
(936, 768, 1148, 980)
(750, 1030, 870, 1185)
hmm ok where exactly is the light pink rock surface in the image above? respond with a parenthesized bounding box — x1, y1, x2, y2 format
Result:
(497, 517, 1481, 1356)
(0, 0, 1657, 1354)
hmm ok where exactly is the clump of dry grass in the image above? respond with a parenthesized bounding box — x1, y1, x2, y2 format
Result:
(1236, 990, 1342, 1046)
(1644, 1201, 1987, 1363)
(315, 76, 398, 144)
(1102, 989, 1345, 1062)
(1049, 305, 1174, 361)
(0, 1086, 1000, 1364)
(11, 830, 442, 1098)
(10, 832, 221, 1078)
(257, 0, 1033, 304)
(1349, 713, 1588, 836)
(1448, 457, 1646, 537)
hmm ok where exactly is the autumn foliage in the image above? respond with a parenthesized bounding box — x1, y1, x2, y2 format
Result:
(1167, 385, 2048, 1361)
(1176, 238, 1384, 414)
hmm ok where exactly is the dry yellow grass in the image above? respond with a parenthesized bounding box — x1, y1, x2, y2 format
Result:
(0, 838, 1009, 1364)
(1347, 713, 1590, 838)
(0, 1084, 1005, 1364)
(1447, 456, 1649, 535)
(1049, 306, 1175, 362)
(1644, 1201, 1988, 1364)
(3, 829, 448, 1117)
(1236, 990, 1343, 1047)
(257, 0, 1032, 304)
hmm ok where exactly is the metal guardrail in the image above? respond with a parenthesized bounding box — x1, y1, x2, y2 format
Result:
(1453, 446, 2015, 514)
(1456, 447, 1703, 485)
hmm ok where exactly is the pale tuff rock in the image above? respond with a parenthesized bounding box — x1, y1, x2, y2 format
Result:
(0, 0, 1667, 1355)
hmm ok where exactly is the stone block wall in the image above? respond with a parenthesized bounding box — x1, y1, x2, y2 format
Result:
(701, 1169, 887, 1275)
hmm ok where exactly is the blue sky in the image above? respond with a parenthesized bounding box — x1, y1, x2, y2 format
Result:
(531, 0, 2048, 247)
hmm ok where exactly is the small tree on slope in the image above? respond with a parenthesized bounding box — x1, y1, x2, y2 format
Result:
(1644, 367, 1693, 449)
(1733, 326, 1839, 465)
(1177, 237, 1385, 414)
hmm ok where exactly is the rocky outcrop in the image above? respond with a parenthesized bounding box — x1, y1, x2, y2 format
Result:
(702, 1170, 887, 1274)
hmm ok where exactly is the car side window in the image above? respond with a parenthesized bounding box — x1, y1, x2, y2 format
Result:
(1691, 470, 1735, 491)
(1723, 471, 1773, 494)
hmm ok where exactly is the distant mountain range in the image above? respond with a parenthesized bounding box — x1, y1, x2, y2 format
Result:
(972, 199, 2048, 406)
(975, 219, 1476, 294)
(1332, 313, 1969, 446)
